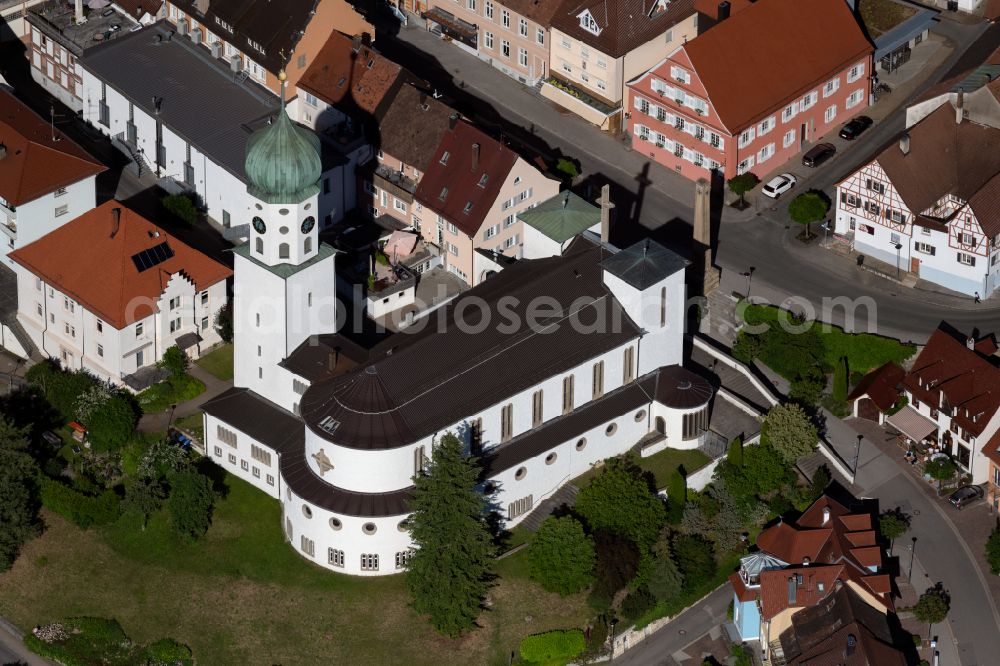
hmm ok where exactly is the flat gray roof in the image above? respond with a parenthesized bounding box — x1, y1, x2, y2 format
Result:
(81, 22, 345, 182)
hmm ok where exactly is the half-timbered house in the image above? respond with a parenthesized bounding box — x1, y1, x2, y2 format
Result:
(834, 103, 1000, 297)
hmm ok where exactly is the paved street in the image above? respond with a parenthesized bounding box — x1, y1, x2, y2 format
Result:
(613, 586, 732, 666)
(0, 615, 52, 666)
(377, 16, 1000, 342)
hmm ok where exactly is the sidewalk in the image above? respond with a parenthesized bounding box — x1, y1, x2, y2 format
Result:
(897, 553, 963, 666)
(0, 615, 55, 666)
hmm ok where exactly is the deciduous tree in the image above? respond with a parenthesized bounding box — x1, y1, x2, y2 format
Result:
(912, 584, 950, 639)
(727, 173, 760, 208)
(576, 458, 667, 548)
(879, 510, 909, 555)
(986, 522, 1000, 575)
(788, 191, 830, 239)
(762, 403, 817, 464)
(168, 470, 214, 540)
(529, 516, 595, 596)
(157, 345, 189, 381)
(406, 433, 494, 637)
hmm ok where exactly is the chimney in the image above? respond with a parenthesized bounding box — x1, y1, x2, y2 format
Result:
(448, 112, 459, 130)
(822, 507, 831, 524)
(717, 1, 731, 21)
(788, 576, 797, 605)
(563, 192, 570, 208)
(845, 633, 857, 658)
(956, 90, 964, 125)
(598, 184, 614, 244)
(75, 0, 85, 25)
(111, 207, 122, 238)
(803, 556, 811, 565)
(967, 336, 975, 350)
(351, 35, 362, 53)
(899, 133, 910, 156)
(471, 142, 480, 172)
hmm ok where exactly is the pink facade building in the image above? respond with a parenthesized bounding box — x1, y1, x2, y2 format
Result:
(625, 0, 873, 181)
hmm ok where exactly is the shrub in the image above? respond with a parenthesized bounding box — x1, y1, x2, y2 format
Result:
(26, 361, 97, 422)
(555, 158, 579, 180)
(519, 629, 586, 664)
(84, 390, 140, 452)
(832, 356, 849, 403)
(529, 516, 596, 595)
(621, 587, 656, 623)
(731, 643, 753, 666)
(672, 533, 716, 592)
(667, 469, 687, 523)
(726, 437, 743, 466)
(985, 523, 1000, 575)
(214, 301, 233, 344)
(142, 638, 193, 665)
(157, 345, 189, 380)
(582, 618, 608, 657)
(761, 403, 817, 464)
(39, 475, 120, 528)
(161, 193, 198, 225)
(25, 617, 193, 666)
(731, 332, 760, 364)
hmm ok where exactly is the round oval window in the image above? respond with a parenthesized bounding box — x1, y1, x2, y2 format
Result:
(329, 518, 342, 531)
(545, 452, 557, 465)
(576, 438, 587, 451)
(254, 203, 263, 211)
(515, 467, 527, 481)
(279, 208, 290, 216)
(304, 202, 312, 210)
(363, 522, 378, 535)
(605, 423, 617, 436)
(279, 226, 289, 235)
(635, 409, 647, 422)
(302, 505, 312, 519)
(397, 520, 409, 532)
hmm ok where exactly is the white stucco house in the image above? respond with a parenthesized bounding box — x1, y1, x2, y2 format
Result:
(0, 87, 104, 266)
(833, 102, 1000, 297)
(9, 201, 231, 389)
(199, 85, 741, 576)
(77, 22, 364, 236)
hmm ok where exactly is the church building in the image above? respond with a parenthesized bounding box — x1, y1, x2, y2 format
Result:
(202, 73, 715, 576)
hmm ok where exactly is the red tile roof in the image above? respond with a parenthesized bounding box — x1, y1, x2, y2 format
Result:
(693, 0, 754, 18)
(681, 0, 872, 130)
(551, 0, 697, 59)
(0, 88, 106, 206)
(414, 120, 519, 237)
(982, 429, 1000, 468)
(904, 326, 1000, 438)
(298, 32, 406, 116)
(848, 362, 905, 411)
(729, 572, 757, 602)
(759, 564, 847, 619)
(9, 201, 231, 329)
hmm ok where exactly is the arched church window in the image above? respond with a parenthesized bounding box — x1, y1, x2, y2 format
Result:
(279, 243, 290, 259)
(255, 237, 263, 254)
(304, 237, 313, 254)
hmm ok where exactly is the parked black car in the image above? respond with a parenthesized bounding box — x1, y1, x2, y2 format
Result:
(802, 143, 836, 167)
(948, 485, 984, 509)
(839, 115, 874, 140)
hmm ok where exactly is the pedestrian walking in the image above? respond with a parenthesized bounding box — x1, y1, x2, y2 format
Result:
(975, 291, 982, 304)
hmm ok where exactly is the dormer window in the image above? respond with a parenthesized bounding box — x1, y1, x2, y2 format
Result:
(478, 173, 489, 188)
(440, 151, 450, 165)
(578, 9, 601, 35)
(463, 201, 474, 214)
(648, 0, 669, 17)
(439, 187, 449, 201)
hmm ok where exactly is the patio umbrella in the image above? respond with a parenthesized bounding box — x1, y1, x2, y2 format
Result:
(88, 0, 112, 8)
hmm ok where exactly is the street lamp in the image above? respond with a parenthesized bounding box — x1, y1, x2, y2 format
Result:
(741, 266, 756, 301)
(609, 618, 619, 660)
(908, 536, 918, 581)
(853, 434, 863, 483)
(893, 242, 903, 280)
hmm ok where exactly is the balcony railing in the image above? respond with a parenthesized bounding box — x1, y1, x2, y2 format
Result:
(373, 164, 417, 202)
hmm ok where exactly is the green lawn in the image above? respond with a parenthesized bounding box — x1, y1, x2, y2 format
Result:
(173, 414, 204, 441)
(637, 448, 710, 490)
(195, 344, 234, 381)
(572, 448, 710, 491)
(740, 303, 915, 375)
(137, 374, 206, 413)
(0, 473, 589, 666)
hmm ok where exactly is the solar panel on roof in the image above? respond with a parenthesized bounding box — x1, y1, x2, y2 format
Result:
(131, 241, 175, 272)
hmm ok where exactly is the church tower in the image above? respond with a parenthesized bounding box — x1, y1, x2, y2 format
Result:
(233, 72, 336, 409)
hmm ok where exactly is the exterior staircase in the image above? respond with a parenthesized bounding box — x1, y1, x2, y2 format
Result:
(519, 482, 579, 532)
(112, 133, 153, 178)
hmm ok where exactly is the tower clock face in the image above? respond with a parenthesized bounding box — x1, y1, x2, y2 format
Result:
(301, 216, 315, 233)
(252, 216, 266, 234)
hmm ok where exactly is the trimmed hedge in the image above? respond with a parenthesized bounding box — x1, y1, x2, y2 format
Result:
(519, 629, 586, 665)
(39, 475, 120, 528)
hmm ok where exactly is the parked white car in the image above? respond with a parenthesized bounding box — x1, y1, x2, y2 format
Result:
(762, 173, 797, 199)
